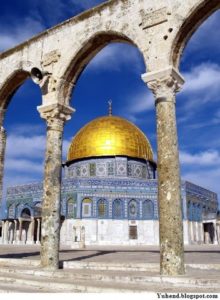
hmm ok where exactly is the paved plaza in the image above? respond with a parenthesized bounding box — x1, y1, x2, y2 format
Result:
(0, 244, 219, 264)
(0, 244, 220, 292)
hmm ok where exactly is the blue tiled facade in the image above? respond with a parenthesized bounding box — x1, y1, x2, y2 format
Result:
(5, 175, 218, 223)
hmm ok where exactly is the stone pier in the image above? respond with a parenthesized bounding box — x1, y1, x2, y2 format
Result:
(0, 109, 6, 212)
(142, 66, 185, 275)
(38, 104, 74, 269)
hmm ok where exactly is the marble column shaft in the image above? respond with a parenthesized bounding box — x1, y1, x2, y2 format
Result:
(142, 67, 185, 275)
(14, 220, 18, 243)
(19, 219, 23, 242)
(38, 104, 74, 270)
(30, 218, 35, 243)
(4, 220, 9, 244)
(36, 218, 40, 243)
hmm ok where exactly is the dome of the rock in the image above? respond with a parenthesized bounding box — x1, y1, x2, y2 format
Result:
(67, 115, 153, 162)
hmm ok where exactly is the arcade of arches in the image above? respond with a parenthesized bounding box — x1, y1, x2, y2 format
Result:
(0, 0, 219, 276)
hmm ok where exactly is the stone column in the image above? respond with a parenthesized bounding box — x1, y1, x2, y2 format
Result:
(36, 218, 40, 244)
(9, 222, 13, 244)
(37, 104, 74, 269)
(1, 220, 4, 243)
(28, 218, 35, 244)
(213, 223, 218, 245)
(18, 219, 23, 243)
(0, 109, 6, 215)
(80, 226, 86, 249)
(4, 220, 9, 244)
(142, 66, 185, 275)
(14, 220, 18, 244)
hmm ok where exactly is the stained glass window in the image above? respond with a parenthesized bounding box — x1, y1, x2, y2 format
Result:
(67, 198, 77, 218)
(98, 199, 107, 218)
(142, 200, 154, 220)
(82, 198, 92, 217)
(112, 199, 123, 218)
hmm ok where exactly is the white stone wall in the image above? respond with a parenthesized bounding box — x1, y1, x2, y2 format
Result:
(61, 219, 160, 246)
(60, 218, 205, 246)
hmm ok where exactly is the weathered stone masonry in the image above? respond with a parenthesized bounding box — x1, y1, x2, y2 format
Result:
(0, 0, 219, 274)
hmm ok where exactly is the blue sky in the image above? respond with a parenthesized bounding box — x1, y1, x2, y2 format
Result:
(0, 1, 220, 212)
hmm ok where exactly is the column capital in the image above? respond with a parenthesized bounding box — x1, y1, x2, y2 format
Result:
(37, 103, 75, 130)
(141, 66, 185, 102)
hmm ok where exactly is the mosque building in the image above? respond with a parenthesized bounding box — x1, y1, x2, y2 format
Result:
(0, 103, 219, 246)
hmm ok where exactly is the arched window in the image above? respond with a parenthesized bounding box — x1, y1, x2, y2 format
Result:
(97, 199, 108, 218)
(21, 208, 31, 218)
(82, 198, 92, 218)
(128, 199, 138, 219)
(112, 199, 123, 219)
(142, 200, 154, 220)
(67, 198, 77, 219)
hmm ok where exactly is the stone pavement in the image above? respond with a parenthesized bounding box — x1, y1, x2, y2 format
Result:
(0, 244, 220, 292)
(0, 244, 220, 264)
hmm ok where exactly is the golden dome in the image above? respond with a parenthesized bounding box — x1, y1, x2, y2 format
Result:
(67, 115, 153, 162)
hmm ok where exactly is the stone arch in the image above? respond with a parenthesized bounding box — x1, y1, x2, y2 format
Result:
(57, 30, 146, 105)
(171, 0, 220, 68)
(0, 69, 30, 109)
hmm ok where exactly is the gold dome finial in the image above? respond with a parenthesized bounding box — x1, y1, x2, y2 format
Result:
(108, 100, 112, 116)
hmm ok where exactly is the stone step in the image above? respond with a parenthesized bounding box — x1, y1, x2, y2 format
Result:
(1, 266, 220, 291)
(0, 258, 39, 267)
(0, 271, 149, 293)
(0, 281, 55, 293)
(63, 261, 159, 271)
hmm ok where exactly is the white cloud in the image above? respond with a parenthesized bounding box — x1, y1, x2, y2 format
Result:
(178, 63, 220, 118)
(6, 134, 45, 159)
(180, 149, 220, 202)
(182, 168, 220, 200)
(86, 44, 144, 73)
(5, 159, 43, 174)
(3, 126, 70, 191)
(0, 17, 45, 51)
(127, 90, 154, 114)
(180, 150, 220, 166)
(182, 63, 220, 95)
